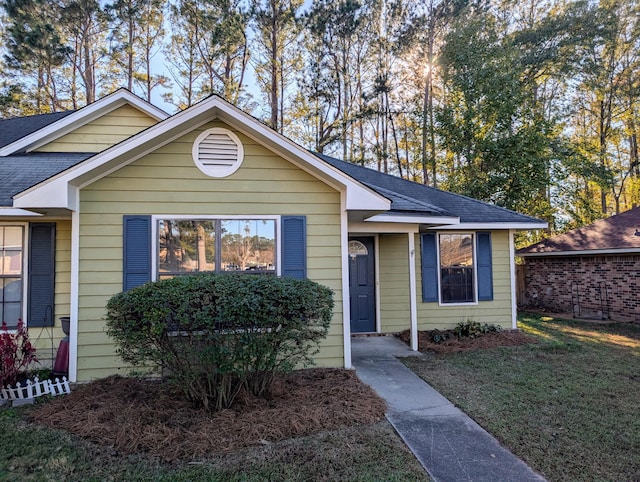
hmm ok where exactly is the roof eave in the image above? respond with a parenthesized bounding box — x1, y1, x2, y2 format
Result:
(434, 222, 548, 231)
(365, 213, 460, 225)
(212, 103, 390, 211)
(518, 247, 640, 257)
(0, 208, 43, 217)
(0, 89, 169, 156)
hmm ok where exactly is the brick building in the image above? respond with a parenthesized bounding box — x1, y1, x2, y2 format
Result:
(518, 207, 640, 322)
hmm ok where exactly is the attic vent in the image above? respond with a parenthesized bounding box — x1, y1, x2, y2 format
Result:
(192, 127, 244, 178)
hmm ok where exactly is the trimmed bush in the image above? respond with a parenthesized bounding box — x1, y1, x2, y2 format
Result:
(105, 273, 333, 411)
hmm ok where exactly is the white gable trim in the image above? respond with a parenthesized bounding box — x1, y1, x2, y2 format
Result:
(14, 95, 390, 213)
(0, 89, 169, 156)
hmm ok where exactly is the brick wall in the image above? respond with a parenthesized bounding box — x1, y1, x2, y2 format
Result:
(521, 254, 640, 322)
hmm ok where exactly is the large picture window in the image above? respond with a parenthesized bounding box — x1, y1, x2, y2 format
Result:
(158, 219, 276, 279)
(439, 233, 474, 303)
(0, 226, 23, 328)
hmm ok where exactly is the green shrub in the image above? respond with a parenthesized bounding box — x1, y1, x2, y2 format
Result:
(105, 273, 333, 411)
(454, 320, 501, 339)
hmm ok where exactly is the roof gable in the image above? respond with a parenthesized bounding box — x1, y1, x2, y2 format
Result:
(0, 89, 168, 156)
(13, 95, 390, 212)
(518, 207, 640, 255)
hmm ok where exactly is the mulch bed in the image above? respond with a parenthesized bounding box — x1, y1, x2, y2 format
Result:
(397, 329, 537, 354)
(28, 369, 386, 461)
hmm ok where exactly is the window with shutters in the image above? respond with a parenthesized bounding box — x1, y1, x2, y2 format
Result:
(421, 231, 493, 304)
(157, 218, 276, 279)
(439, 233, 475, 304)
(0, 226, 24, 329)
(192, 127, 244, 178)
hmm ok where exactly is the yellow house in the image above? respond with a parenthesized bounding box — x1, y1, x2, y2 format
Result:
(0, 90, 546, 382)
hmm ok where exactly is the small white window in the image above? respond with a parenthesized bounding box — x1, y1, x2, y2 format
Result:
(192, 127, 244, 178)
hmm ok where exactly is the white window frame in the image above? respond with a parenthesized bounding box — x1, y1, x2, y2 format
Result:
(0, 222, 29, 329)
(151, 215, 281, 280)
(437, 232, 478, 307)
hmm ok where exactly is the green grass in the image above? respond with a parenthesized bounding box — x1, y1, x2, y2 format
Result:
(0, 410, 427, 481)
(403, 313, 640, 482)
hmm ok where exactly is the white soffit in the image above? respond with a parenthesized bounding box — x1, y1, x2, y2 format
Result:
(432, 222, 548, 231)
(14, 95, 391, 212)
(0, 89, 169, 156)
(366, 214, 460, 225)
(0, 208, 43, 217)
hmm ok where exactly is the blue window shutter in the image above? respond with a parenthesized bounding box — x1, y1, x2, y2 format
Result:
(281, 216, 306, 279)
(476, 232, 493, 301)
(421, 233, 438, 302)
(28, 223, 56, 327)
(123, 216, 152, 291)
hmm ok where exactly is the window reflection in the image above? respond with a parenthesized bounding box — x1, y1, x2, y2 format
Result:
(0, 226, 23, 328)
(221, 220, 275, 272)
(158, 221, 216, 277)
(157, 219, 276, 278)
(440, 234, 474, 303)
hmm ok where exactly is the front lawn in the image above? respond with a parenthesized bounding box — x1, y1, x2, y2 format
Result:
(402, 313, 640, 482)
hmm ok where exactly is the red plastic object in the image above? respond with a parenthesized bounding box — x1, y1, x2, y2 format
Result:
(52, 339, 69, 376)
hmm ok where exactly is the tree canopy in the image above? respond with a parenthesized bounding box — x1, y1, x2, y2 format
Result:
(2, 0, 639, 240)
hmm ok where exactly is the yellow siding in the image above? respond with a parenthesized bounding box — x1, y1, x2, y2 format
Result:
(378, 234, 411, 332)
(28, 220, 72, 366)
(35, 105, 157, 153)
(76, 121, 343, 381)
(378, 231, 513, 333)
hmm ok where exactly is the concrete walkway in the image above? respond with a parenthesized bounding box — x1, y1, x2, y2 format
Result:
(352, 336, 546, 482)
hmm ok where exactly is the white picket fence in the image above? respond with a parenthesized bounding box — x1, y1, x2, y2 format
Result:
(0, 376, 71, 402)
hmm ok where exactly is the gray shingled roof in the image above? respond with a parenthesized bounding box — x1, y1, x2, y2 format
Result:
(0, 133, 544, 227)
(0, 111, 76, 150)
(518, 206, 640, 255)
(0, 153, 92, 206)
(318, 154, 543, 224)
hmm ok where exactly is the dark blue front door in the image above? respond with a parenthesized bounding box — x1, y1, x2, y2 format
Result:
(349, 237, 376, 333)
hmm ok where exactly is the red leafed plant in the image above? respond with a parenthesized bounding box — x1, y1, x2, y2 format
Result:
(0, 319, 38, 387)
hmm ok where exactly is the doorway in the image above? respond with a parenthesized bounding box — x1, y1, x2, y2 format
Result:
(348, 236, 376, 333)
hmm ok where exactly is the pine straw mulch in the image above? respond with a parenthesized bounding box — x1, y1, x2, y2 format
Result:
(28, 368, 386, 462)
(397, 329, 538, 354)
